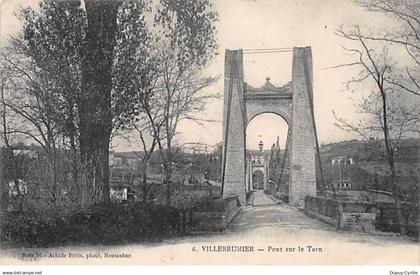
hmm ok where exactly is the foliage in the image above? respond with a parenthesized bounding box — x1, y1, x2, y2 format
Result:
(319, 139, 420, 205)
(155, 0, 218, 70)
(14, 0, 85, 142)
(2, 0, 219, 206)
(111, 0, 219, 204)
(1, 202, 182, 247)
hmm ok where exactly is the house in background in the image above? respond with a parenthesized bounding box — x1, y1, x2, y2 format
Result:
(331, 156, 355, 190)
(109, 151, 141, 202)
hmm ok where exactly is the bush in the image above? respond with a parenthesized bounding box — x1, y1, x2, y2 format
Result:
(1, 202, 182, 247)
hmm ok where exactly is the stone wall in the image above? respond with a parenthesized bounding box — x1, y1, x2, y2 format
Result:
(340, 213, 376, 232)
(337, 201, 378, 232)
(304, 196, 339, 219)
(189, 196, 241, 232)
(305, 197, 419, 236)
(304, 196, 376, 233)
(375, 202, 419, 237)
(151, 184, 221, 204)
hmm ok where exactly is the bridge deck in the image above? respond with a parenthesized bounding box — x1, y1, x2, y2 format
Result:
(230, 190, 334, 232)
(251, 190, 277, 207)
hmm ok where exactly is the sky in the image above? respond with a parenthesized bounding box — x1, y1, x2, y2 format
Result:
(0, 0, 407, 151)
(177, 0, 399, 150)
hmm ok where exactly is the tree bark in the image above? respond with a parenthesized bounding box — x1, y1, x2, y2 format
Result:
(79, 0, 121, 205)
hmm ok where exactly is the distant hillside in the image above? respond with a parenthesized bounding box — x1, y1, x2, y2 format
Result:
(318, 138, 419, 204)
(320, 138, 420, 163)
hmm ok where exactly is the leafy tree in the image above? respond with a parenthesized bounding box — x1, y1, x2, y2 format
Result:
(114, 0, 218, 204)
(3, 0, 87, 205)
(1, 44, 71, 207)
(3, 0, 218, 207)
(151, 0, 218, 204)
(8, 0, 125, 205)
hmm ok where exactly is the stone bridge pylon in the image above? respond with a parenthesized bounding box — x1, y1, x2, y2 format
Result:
(220, 47, 318, 207)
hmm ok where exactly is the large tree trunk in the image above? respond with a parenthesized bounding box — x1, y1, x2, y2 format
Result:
(79, 0, 121, 205)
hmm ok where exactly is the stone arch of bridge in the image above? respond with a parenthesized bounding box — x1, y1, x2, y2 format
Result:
(221, 47, 318, 207)
(246, 104, 291, 128)
(245, 112, 289, 195)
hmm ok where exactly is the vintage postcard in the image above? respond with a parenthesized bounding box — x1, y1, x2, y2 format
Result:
(0, 0, 419, 272)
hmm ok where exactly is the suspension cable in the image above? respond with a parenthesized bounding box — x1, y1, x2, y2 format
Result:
(243, 47, 293, 51)
(243, 50, 293, 55)
(276, 127, 291, 192)
(242, 47, 293, 55)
